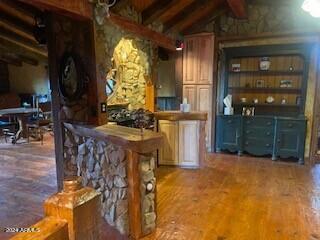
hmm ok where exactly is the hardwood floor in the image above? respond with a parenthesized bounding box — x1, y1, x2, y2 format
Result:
(0, 136, 319, 240)
(0, 136, 57, 240)
(143, 154, 320, 240)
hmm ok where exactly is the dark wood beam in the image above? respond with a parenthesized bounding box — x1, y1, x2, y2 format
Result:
(0, 51, 38, 66)
(158, 0, 195, 22)
(142, 0, 173, 25)
(0, 39, 47, 63)
(0, 55, 23, 66)
(2, 0, 41, 18)
(182, 7, 227, 34)
(109, 13, 176, 51)
(0, 10, 35, 35)
(19, 0, 92, 20)
(0, 26, 45, 52)
(0, 1, 35, 25)
(0, 27, 47, 58)
(164, 0, 224, 33)
(226, 0, 247, 19)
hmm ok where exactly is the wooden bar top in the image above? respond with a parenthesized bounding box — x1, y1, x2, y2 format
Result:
(154, 111, 208, 121)
(64, 123, 163, 153)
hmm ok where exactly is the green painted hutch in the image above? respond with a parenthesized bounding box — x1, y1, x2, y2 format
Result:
(215, 44, 312, 164)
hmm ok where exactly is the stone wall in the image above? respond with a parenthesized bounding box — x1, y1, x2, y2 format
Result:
(139, 153, 156, 235)
(63, 128, 129, 235)
(217, 3, 320, 36)
(63, 126, 158, 236)
(95, 6, 152, 110)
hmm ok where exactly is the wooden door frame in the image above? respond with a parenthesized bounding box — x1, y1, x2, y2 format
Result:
(309, 44, 320, 164)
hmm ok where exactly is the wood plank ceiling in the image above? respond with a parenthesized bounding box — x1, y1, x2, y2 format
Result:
(123, 0, 248, 35)
(0, 0, 47, 66)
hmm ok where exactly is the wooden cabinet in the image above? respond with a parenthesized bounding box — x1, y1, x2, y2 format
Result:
(158, 119, 201, 167)
(182, 85, 212, 149)
(183, 33, 214, 151)
(182, 85, 197, 111)
(216, 115, 307, 164)
(183, 34, 213, 85)
(216, 115, 242, 154)
(274, 119, 306, 164)
(197, 85, 212, 149)
(158, 120, 179, 165)
(179, 121, 199, 166)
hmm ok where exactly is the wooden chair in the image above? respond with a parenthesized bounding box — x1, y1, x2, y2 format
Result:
(2, 120, 22, 144)
(26, 111, 53, 145)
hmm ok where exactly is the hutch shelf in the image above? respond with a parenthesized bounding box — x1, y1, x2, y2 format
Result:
(216, 44, 311, 164)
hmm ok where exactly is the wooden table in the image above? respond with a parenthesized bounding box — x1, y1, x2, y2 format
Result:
(0, 107, 39, 140)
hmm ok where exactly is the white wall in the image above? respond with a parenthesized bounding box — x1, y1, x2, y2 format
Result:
(8, 62, 49, 95)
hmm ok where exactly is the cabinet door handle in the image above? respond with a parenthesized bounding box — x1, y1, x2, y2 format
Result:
(277, 139, 281, 143)
(265, 143, 271, 147)
(246, 121, 251, 124)
(245, 141, 249, 145)
(267, 121, 272, 126)
(288, 123, 293, 128)
(246, 130, 251, 134)
(266, 132, 271, 136)
(227, 120, 233, 123)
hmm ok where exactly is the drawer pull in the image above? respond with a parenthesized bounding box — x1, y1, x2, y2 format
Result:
(227, 120, 233, 123)
(267, 121, 272, 126)
(266, 132, 271, 136)
(265, 143, 271, 147)
(246, 130, 251, 134)
(246, 121, 251, 124)
(245, 141, 249, 145)
(277, 139, 281, 143)
(288, 123, 293, 128)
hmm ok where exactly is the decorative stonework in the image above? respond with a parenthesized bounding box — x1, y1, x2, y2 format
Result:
(63, 128, 129, 235)
(139, 153, 156, 235)
(94, 7, 152, 110)
(217, 4, 320, 36)
(109, 38, 149, 109)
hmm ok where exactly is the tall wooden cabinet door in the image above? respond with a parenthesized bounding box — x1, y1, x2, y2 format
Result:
(183, 85, 197, 111)
(197, 85, 212, 150)
(179, 121, 199, 167)
(198, 35, 214, 84)
(183, 37, 198, 84)
(158, 120, 179, 165)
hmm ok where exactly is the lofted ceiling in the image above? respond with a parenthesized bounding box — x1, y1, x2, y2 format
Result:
(114, 0, 248, 34)
(0, 0, 47, 66)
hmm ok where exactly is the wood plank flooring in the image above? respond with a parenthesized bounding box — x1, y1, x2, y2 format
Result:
(0, 136, 319, 240)
(0, 136, 57, 240)
(144, 155, 320, 240)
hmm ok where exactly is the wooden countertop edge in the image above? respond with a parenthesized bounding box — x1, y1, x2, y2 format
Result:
(64, 123, 163, 154)
(154, 111, 208, 121)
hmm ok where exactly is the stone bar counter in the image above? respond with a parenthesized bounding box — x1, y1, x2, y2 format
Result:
(154, 111, 207, 168)
(63, 123, 163, 239)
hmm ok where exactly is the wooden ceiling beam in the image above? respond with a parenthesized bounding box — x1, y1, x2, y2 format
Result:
(0, 1, 35, 26)
(164, 0, 225, 33)
(0, 42, 46, 64)
(0, 28, 47, 58)
(226, 0, 247, 19)
(19, 0, 92, 20)
(1, 0, 41, 18)
(109, 13, 176, 51)
(158, 0, 195, 23)
(0, 55, 23, 67)
(182, 7, 227, 34)
(142, 0, 173, 25)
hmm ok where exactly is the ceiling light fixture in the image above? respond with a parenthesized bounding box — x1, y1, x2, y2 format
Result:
(302, 0, 320, 17)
